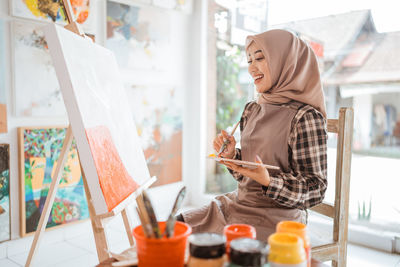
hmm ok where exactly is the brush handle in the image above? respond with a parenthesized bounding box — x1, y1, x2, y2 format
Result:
(208, 156, 280, 170)
(165, 186, 186, 237)
(218, 140, 229, 155)
(218, 121, 240, 156)
(135, 207, 152, 238)
(142, 191, 161, 238)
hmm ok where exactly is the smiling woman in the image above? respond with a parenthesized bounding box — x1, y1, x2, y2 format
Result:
(181, 29, 328, 242)
(205, 0, 400, 248)
(246, 47, 272, 93)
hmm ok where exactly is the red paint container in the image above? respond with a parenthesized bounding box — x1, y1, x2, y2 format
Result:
(223, 224, 256, 255)
(133, 221, 192, 267)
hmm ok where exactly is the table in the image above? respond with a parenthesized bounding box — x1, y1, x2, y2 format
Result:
(97, 257, 329, 266)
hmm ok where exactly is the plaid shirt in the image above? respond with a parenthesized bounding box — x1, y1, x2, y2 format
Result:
(230, 102, 328, 210)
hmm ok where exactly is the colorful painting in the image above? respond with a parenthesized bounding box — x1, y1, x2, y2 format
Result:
(19, 127, 89, 236)
(126, 86, 182, 187)
(106, 1, 183, 187)
(0, 20, 6, 104)
(11, 0, 90, 25)
(44, 24, 151, 215)
(106, 0, 171, 72)
(13, 21, 66, 117)
(153, 0, 193, 13)
(0, 144, 10, 242)
(0, 20, 7, 133)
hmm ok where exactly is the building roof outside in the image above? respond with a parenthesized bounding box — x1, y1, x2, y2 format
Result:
(270, 10, 400, 86)
(270, 10, 374, 61)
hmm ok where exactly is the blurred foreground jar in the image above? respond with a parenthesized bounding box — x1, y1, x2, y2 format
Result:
(224, 224, 257, 255)
(268, 233, 306, 267)
(276, 221, 311, 267)
(188, 233, 226, 267)
(227, 238, 268, 267)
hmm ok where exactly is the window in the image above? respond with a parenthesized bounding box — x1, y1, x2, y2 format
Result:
(205, 0, 266, 194)
(206, 0, 400, 233)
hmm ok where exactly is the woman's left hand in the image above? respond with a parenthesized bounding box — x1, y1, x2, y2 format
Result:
(221, 155, 271, 186)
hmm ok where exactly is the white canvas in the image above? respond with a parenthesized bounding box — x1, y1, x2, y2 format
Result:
(44, 24, 151, 215)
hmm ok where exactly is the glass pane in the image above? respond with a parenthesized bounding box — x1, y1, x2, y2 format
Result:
(206, 0, 400, 231)
(206, 0, 266, 194)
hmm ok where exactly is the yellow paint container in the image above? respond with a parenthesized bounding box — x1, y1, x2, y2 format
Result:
(276, 221, 311, 267)
(268, 233, 307, 267)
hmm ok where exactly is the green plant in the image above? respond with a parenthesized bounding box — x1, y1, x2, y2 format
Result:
(216, 45, 246, 132)
(358, 198, 372, 221)
(208, 44, 251, 194)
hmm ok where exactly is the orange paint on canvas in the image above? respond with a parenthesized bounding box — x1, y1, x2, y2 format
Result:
(85, 126, 139, 211)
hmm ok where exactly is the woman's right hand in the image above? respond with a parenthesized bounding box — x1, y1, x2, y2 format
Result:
(213, 130, 236, 159)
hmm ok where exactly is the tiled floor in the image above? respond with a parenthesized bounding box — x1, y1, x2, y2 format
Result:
(0, 213, 399, 267)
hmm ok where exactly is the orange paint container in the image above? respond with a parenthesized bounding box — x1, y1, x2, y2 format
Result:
(223, 224, 256, 254)
(276, 221, 311, 267)
(133, 221, 192, 267)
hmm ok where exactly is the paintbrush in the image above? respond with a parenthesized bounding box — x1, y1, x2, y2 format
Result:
(218, 121, 240, 156)
(207, 154, 280, 170)
(142, 191, 161, 238)
(164, 186, 186, 238)
(135, 195, 153, 238)
(135, 207, 152, 238)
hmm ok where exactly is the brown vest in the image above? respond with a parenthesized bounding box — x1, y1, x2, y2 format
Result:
(238, 102, 303, 208)
(182, 102, 306, 241)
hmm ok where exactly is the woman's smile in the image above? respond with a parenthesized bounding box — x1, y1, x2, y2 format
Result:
(247, 42, 272, 93)
(253, 74, 264, 84)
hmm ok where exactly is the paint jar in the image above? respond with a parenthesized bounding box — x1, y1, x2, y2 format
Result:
(132, 221, 192, 267)
(224, 224, 256, 255)
(276, 221, 311, 267)
(268, 233, 307, 267)
(187, 233, 226, 267)
(226, 238, 269, 267)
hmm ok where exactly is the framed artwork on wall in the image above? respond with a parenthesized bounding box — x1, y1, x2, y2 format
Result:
(106, 0, 172, 73)
(126, 85, 183, 187)
(18, 127, 89, 236)
(12, 21, 66, 117)
(10, 0, 91, 26)
(0, 20, 7, 133)
(0, 19, 6, 104)
(106, 0, 183, 187)
(0, 144, 10, 243)
(153, 0, 193, 13)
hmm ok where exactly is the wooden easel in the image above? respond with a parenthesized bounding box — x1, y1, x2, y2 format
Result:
(24, 2, 156, 266)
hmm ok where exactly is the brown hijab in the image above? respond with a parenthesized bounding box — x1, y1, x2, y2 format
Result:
(246, 29, 326, 117)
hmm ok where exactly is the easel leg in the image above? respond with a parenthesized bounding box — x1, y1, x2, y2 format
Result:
(121, 209, 135, 246)
(81, 169, 110, 262)
(89, 218, 110, 262)
(25, 126, 74, 267)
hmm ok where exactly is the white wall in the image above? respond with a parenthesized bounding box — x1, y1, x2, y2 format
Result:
(353, 94, 372, 150)
(0, 0, 203, 240)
